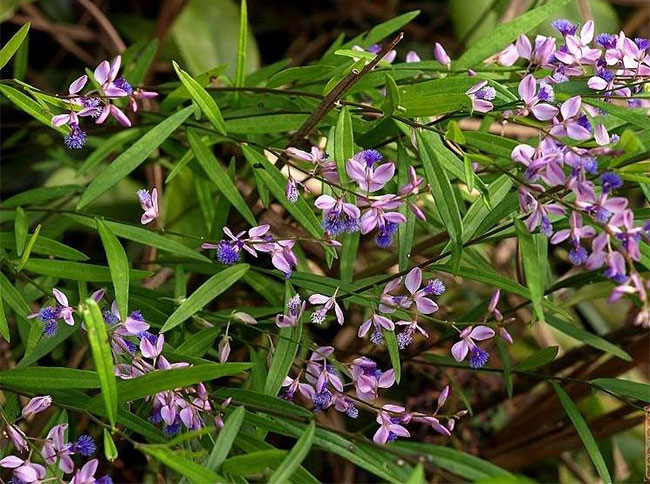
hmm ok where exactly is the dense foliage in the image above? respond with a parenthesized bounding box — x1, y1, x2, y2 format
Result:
(1, 0, 649, 483)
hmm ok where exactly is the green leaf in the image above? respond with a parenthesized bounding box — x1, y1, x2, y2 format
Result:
(82, 299, 118, 427)
(395, 442, 513, 481)
(22, 259, 150, 282)
(515, 346, 559, 372)
(123, 38, 157, 86)
(0, 367, 100, 389)
(545, 315, 631, 361)
(553, 383, 612, 484)
(14, 206, 28, 256)
(173, 62, 226, 135)
(205, 406, 245, 472)
(463, 155, 474, 193)
(0, 84, 64, 133)
(222, 450, 286, 476)
(97, 220, 129, 320)
(65, 215, 210, 263)
(495, 339, 513, 398)
(591, 378, 650, 402)
(0, 232, 88, 261)
(334, 106, 354, 185)
(226, 113, 308, 134)
(103, 428, 118, 461)
(16, 224, 40, 271)
(455, 0, 572, 68)
(405, 464, 426, 484)
(161, 65, 228, 112)
(269, 421, 315, 484)
(417, 131, 463, 272)
(140, 445, 222, 484)
(383, 328, 401, 384)
(187, 129, 256, 225)
(214, 388, 312, 419)
(77, 106, 193, 209)
(235, 0, 248, 88)
(106, 363, 252, 403)
(397, 146, 416, 272)
(0, 22, 30, 69)
(78, 129, 144, 176)
(161, 264, 249, 332)
(0, 295, 8, 342)
(401, 94, 471, 117)
(381, 74, 400, 116)
(1, 185, 84, 207)
(514, 218, 545, 323)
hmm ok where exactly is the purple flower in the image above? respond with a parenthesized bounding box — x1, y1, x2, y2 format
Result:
(94, 56, 128, 98)
(21, 395, 52, 418)
(600, 172, 623, 193)
(308, 291, 344, 325)
(64, 124, 87, 149)
(346, 153, 395, 192)
(314, 195, 360, 236)
(596, 33, 617, 49)
(29, 288, 75, 328)
(281, 374, 314, 401)
(451, 325, 495, 367)
(41, 423, 75, 473)
(551, 212, 596, 264)
(405, 50, 421, 63)
(517, 74, 559, 121)
(285, 177, 299, 203)
(434, 43, 451, 69)
(373, 405, 410, 444)
(404, 267, 439, 314)
(516, 34, 556, 66)
(6, 425, 28, 452)
(73, 435, 96, 456)
(395, 319, 428, 348)
(259, 240, 298, 277)
(140, 332, 164, 359)
(552, 19, 578, 36)
(138, 188, 159, 225)
(466, 81, 496, 113)
(375, 222, 398, 248)
(358, 313, 394, 340)
(69, 458, 99, 484)
(359, 195, 406, 234)
(0, 456, 46, 483)
(550, 96, 592, 140)
(276, 294, 306, 328)
(286, 146, 338, 183)
(203, 225, 271, 259)
(424, 279, 445, 296)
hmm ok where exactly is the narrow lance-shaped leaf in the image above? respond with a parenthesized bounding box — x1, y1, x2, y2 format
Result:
(14, 206, 28, 256)
(553, 383, 613, 484)
(77, 106, 194, 209)
(140, 445, 222, 484)
(103, 429, 118, 461)
(515, 346, 559, 372)
(205, 406, 246, 472)
(590, 378, 650, 403)
(236, 0, 248, 88)
(383, 328, 401, 384)
(0, 22, 30, 70)
(173, 61, 226, 135)
(161, 264, 250, 332)
(268, 421, 316, 484)
(97, 220, 130, 319)
(417, 131, 463, 273)
(514, 218, 545, 323)
(0, 84, 65, 133)
(16, 224, 41, 271)
(82, 299, 118, 427)
(187, 129, 257, 225)
(0, 294, 9, 342)
(381, 73, 400, 116)
(397, 145, 415, 272)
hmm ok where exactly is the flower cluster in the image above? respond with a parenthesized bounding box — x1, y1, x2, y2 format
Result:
(1, 396, 110, 484)
(50, 55, 156, 149)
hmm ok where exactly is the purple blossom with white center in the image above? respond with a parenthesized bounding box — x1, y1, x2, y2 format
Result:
(314, 195, 360, 236)
(138, 188, 159, 225)
(551, 211, 597, 265)
(554, 21, 601, 68)
(346, 151, 395, 192)
(424, 278, 446, 296)
(41, 423, 75, 473)
(359, 195, 406, 235)
(516, 74, 559, 121)
(379, 276, 411, 314)
(433, 42, 451, 69)
(308, 290, 344, 325)
(373, 405, 410, 444)
(550, 96, 592, 140)
(0, 456, 46, 483)
(466, 81, 496, 113)
(451, 325, 495, 368)
(358, 313, 394, 341)
(518, 186, 565, 236)
(202, 225, 271, 260)
(577, 190, 627, 224)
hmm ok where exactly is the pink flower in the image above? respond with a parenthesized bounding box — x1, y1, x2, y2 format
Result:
(516, 74, 558, 121)
(358, 313, 394, 339)
(405, 51, 421, 63)
(281, 374, 315, 401)
(41, 423, 74, 473)
(550, 96, 592, 140)
(466, 81, 496, 113)
(138, 188, 159, 225)
(140, 333, 164, 359)
(404, 267, 439, 314)
(69, 458, 98, 484)
(359, 195, 406, 234)
(94, 56, 128, 97)
(6, 424, 28, 452)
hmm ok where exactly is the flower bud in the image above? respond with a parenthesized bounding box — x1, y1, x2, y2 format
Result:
(21, 395, 52, 418)
(434, 43, 451, 69)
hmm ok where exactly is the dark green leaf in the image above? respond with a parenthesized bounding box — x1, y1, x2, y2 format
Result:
(515, 346, 558, 372)
(173, 62, 226, 135)
(269, 421, 315, 484)
(514, 218, 545, 322)
(205, 406, 245, 472)
(0, 22, 30, 69)
(22, 259, 150, 282)
(591, 378, 650, 402)
(0, 367, 99, 389)
(140, 445, 222, 484)
(97, 220, 130, 319)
